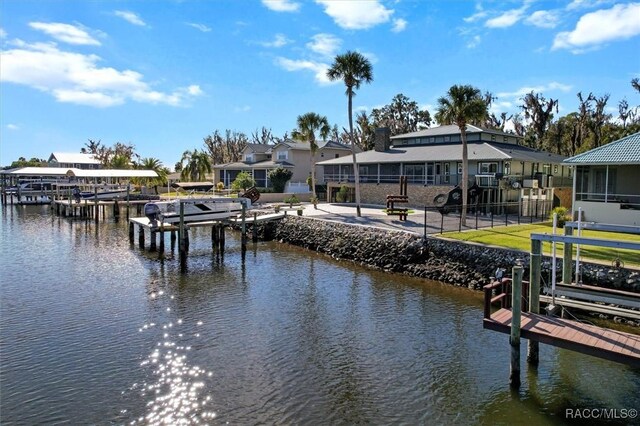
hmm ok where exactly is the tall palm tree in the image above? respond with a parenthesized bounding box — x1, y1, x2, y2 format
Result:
(139, 157, 168, 194)
(180, 149, 212, 182)
(327, 51, 373, 217)
(435, 84, 488, 226)
(292, 112, 330, 199)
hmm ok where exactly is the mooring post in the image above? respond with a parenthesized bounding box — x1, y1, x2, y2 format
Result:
(510, 261, 523, 387)
(528, 238, 541, 366)
(184, 228, 190, 252)
(562, 225, 573, 284)
(170, 230, 176, 251)
(138, 224, 145, 248)
(126, 185, 130, 220)
(114, 199, 120, 220)
(179, 201, 186, 270)
(253, 213, 258, 242)
(423, 207, 427, 239)
(159, 227, 165, 252)
(129, 220, 134, 243)
(150, 230, 157, 251)
(241, 203, 247, 255)
(212, 225, 219, 253)
(219, 225, 225, 257)
(94, 186, 99, 224)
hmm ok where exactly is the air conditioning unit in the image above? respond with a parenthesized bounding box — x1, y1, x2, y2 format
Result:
(523, 179, 539, 188)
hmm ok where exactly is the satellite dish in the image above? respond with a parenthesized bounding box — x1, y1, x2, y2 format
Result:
(512, 181, 521, 189)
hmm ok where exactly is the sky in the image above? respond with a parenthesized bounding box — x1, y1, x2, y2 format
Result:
(1, 0, 639, 169)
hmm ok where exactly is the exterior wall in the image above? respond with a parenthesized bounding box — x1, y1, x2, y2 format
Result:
(288, 150, 312, 183)
(327, 182, 452, 207)
(574, 200, 640, 226)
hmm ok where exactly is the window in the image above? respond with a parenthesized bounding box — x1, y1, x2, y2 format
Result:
(277, 150, 288, 161)
(457, 162, 463, 174)
(404, 163, 425, 183)
(443, 163, 450, 183)
(504, 162, 511, 175)
(335, 154, 339, 158)
(491, 135, 496, 141)
(553, 165, 558, 174)
(478, 162, 498, 174)
(444, 136, 451, 142)
(245, 154, 254, 162)
(321, 153, 325, 158)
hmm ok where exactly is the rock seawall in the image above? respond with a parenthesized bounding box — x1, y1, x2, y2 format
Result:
(269, 216, 638, 292)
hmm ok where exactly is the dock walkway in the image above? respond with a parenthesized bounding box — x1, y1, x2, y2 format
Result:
(484, 308, 640, 367)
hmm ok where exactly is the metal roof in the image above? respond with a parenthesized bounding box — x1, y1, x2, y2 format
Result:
(563, 132, 640, 165)
(1, 167, 157, 178)
(213, 160, 294, 169)
(317, 142, 565, 165)
(49, 152, 101, 164)
(390, 124, 517, 140)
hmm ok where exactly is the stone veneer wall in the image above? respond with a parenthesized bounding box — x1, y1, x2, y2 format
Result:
(327, 182, 452, 207)
(554, 187, 573, 209)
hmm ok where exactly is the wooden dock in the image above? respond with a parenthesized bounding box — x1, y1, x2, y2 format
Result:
(484, 308, 640, 367)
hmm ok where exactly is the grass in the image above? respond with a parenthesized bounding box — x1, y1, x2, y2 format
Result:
(442, 222, 640, 268)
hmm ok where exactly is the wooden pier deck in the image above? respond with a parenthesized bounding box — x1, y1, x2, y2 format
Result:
(484, 308, 640, 367)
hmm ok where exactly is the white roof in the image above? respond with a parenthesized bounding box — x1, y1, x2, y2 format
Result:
(1, 167, 157, 178)
(49, 152, 101, 165)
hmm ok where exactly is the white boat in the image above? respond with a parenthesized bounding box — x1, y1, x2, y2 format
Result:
(143, 198, 250, 225)
(73, 186, 129, 202)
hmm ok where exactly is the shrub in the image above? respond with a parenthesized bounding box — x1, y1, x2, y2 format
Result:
(284, 195, 299, 206)
(550, 206, 570, 228)
(268, 167, 293, 193)
(336, 185, 350, 203)
(216, 182, 225, 191)
(231, 171, 256, 191)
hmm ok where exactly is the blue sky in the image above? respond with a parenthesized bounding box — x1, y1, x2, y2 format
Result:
(1, 0, 639, 169)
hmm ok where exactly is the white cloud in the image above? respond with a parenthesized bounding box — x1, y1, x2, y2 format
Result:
(306, 33, 341, 57)
(464, 3, 488, 23)
(114, 10, 147, 27)
(359, 51, 378, 64)
(234, 105, 251, 113)
(497, 82, 573, 99)
(262, 0, 300, 12)
(275, 57, 333, 85)
(315, 0, 394, 30)
(0, 28, 7, 39)
(485, 7, 527, 28)
(260, 33, 291, 48)
(29, 22, 101, 45)
(7, 124, 20, 130)
(566, 0, 612, 11)
(552, 3, 640, 51)
(467, 35, 481, 48)
(0, 41, 202, 107)
(525, 10, 560, 29)
(392, 18, 407, 33)
(186, 23, 211, 33)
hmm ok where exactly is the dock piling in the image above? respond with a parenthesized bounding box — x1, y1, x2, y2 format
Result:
(510, 262, 523, 387)
(138, 225, 145, 248)
(252, 213, 258, 242)
(129, 221, 134, 243)
(562, 225, 573, 284)
(528, 239, 541, 366)
(179, 201, 186, 270)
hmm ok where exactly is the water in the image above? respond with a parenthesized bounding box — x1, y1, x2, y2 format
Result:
(1, 205, 639, 425)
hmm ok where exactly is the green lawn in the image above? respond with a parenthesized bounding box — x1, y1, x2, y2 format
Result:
(442, 222, 640, 268)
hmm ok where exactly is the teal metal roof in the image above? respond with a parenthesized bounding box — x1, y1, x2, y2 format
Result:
(564, 132, 640, 165)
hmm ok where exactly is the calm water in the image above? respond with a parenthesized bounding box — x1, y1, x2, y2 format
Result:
(1, 205, 639, 425)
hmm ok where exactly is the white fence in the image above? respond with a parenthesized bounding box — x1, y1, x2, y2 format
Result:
(286, 181, 311, 194)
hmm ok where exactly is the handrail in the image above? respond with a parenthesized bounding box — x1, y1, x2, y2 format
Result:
(483, 277, 530, 319)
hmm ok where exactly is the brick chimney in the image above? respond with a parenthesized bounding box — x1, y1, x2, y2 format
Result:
(374, 127, 391, 152)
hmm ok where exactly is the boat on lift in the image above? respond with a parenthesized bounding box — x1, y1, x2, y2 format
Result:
(72, 185, 129, 202)
(143, 197, 250, 225)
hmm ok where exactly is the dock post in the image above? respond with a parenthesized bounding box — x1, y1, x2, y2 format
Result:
(252, 213, 258, 242)
(114, 199, 120, 221)
(212, 225, 219, 253)
(220, 225, 225, 257)
(138, 224, 145, 248)
(179, 201, 187, 270)
(528, 239, 542, 366)
(159, 227, 165, 252)
(510, 262, 523, 387)
(562, 225, 573, 284)
(94, 187, 99, 224)
(185, 228, 190, 252)
(129, 220, 134, 243)
(126, 186, 130, 220)
(241, 204, 247, 256)
(170, 230, 176, 251)
(150, 230, 157, 251)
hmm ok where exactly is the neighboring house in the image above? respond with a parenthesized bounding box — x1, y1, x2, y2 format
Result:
(214, 140, 352, 191)
(564, 131, 640, 226)
(317, 125, 570, 212)
(48, 152, 101, 169)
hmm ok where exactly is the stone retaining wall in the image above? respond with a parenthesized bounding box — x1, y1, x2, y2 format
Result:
(268, 216, 638, 292)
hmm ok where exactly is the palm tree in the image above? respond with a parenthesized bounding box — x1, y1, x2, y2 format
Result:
(139, 157, 168, 194)
(180, 149, 212, 182)
(435, 84, 488, 226)
(292, 112, 330, 199)
(327, 51, 373, 217)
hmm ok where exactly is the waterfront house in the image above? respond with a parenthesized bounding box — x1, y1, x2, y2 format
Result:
(48, 152, 101, 169)
(564, 131, 640, 226)
(214, 140, 353, 193)
(317, 125, 570, 213)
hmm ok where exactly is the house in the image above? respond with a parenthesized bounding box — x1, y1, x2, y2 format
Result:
(317, 125, 570, 213)
(564, 131, 640, 226)
(48, 152, 101, 169)
(214, 140, 352, 192)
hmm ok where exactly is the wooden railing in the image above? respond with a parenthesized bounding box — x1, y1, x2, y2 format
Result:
(483, 278, 530, 319)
